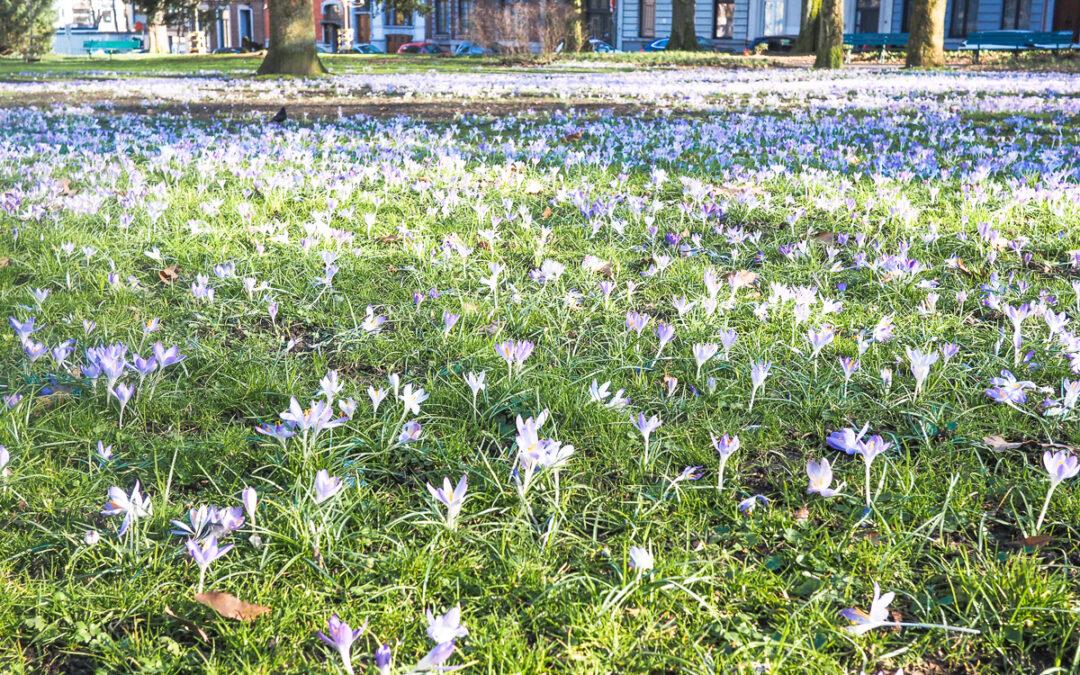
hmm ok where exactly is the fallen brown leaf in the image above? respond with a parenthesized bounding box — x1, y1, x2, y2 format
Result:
(0, 257, 9, 268)
(984, 435, 1023, 452)
(194, 591, 271, 622)
(1008, 534, 1052, 548)
(158, 265, 180, 284)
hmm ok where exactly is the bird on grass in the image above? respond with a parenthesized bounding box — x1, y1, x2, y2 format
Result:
(269, 107, 287, 125)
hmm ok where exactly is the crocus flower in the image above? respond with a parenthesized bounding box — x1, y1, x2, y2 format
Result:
(101, 480, 151, 536)
(96, 441, 113, 463)
(426, 605, 468, 644)
(807, 326, 835, 360)
(840, 582, 895, 635)
(427, 474, 468, 529)
(905, 347, 939, 398)
(806, 458, 842, 497)
(738, 494, 769, 514)
(399, 384, 429, 416)
(241, 486, 258, 524)
(368, 386, 388, 413)
(749, 360, 771, 412)
(628, 545, 654, 572)
(443, 311, 460, 335)
(256, 421, 296, 442)
(186, 535, 233, 592)
(655, 322, 675, 356)
(1035, 450, 1080, 532)
(712, 433, 740, 491)
(632, 413, 662, 468)
(692, 343, 718, 378)
(317, 614, 366, 675)
(414, 640, 456, 672)
(313, 469, 343, 504)
(985, 370, 1035, 405)
(625, 311, 650, 336)
(374, 644, 392, 675)
(464, 371, 486, 404)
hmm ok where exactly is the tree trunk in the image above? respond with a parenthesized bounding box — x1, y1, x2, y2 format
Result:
(669, 0, 697, 50)
(814, 0, 843, 68)
(146, 10, 169, 54)
(258, 0, 327, 76)
(794, 0, 821, 54)
(563, 0, 585, 51)
(906, 0, 946, 67)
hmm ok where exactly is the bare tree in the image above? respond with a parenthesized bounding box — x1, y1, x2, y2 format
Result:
(793, 0, 821, 54)
(906, 0, 946, 67)
(669, 0, 697, 50)
(258, 0, 328, 76)
(814, 0, 843, 68)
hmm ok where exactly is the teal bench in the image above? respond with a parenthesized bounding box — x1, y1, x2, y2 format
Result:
(844, 33, 909, 61)
(960, 30, 1073, 63)
(84, 39, 143, 56)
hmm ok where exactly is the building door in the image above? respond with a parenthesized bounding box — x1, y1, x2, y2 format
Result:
(353, 12, 371, 43)
(386, 33, 411, 53)
(1054, 0, 1079, 41)
(586, 0, 613, 41)
(322, 23, 339, 50)
(855, 0, 880, 31)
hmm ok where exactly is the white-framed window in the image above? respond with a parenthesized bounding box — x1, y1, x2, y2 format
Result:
(762, 0, 785, 35)
(237, 6, 254, 43)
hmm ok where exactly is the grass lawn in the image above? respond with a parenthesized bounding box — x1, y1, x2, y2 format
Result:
(0, 69, 1078, 673)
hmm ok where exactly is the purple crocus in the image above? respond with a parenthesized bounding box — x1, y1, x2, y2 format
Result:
(374, 645, 392, 675)
(186, 535, 233, 592)
(427, 474, 468, 530)
(712, 433, 740, 491)
(1035, 450, 1080, 532)
(101, 481, 151, 536)
(632, 412, 662, 467)
(317, 614, 366, 675)
(985, 370, 1035, 405)
(313, 469, 343, 504)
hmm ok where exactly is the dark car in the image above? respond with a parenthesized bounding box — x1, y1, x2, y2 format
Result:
(642, 36, 711, 51)
(554, 38, 616, 53)
(747, 35, 797, 52)
(397, 41, 444, 55)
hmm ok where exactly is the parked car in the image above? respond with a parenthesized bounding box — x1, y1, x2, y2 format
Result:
(642, 36, 711, 51)
(315, 43, 334, 54)
(397, 41, 444, 55)
(453, 41, 489, 56)
(747, 35, 797, 53)
(211, 47, 244, 54)
(351, 43, 384, 54)
(554, 38, 616, 53)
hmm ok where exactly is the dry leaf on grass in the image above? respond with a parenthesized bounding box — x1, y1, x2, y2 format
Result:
(158, 265, 180, 284)
(195, 591, 271, 622)
(984, 436, 1023, 452)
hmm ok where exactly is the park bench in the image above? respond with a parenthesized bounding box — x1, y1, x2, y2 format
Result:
(960, 30, 1073, 63)
(844, 33, 909, 62)
(84, 39, 143, 57)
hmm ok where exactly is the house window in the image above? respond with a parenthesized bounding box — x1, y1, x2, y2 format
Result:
(435, 0, 450, 34)
(639, 0, 656, 37)
(238, 7, 253, 43)
(458, 0, 472, 33)
(763, 0, 785, 34)
(855, 0, 880, 32)
(714, 0, 734, 38)
(1000, 0, 1030, 28)
(385, 3, 413, 26)
(949, 0, 979, 37)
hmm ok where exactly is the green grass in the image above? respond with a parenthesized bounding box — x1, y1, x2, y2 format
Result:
(0, 89, 1078, 673)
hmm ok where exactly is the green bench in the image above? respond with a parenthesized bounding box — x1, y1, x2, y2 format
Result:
(844, 33, 909, 61)
(960, 30, 1073, 63)
(84, 39, 143, 56)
